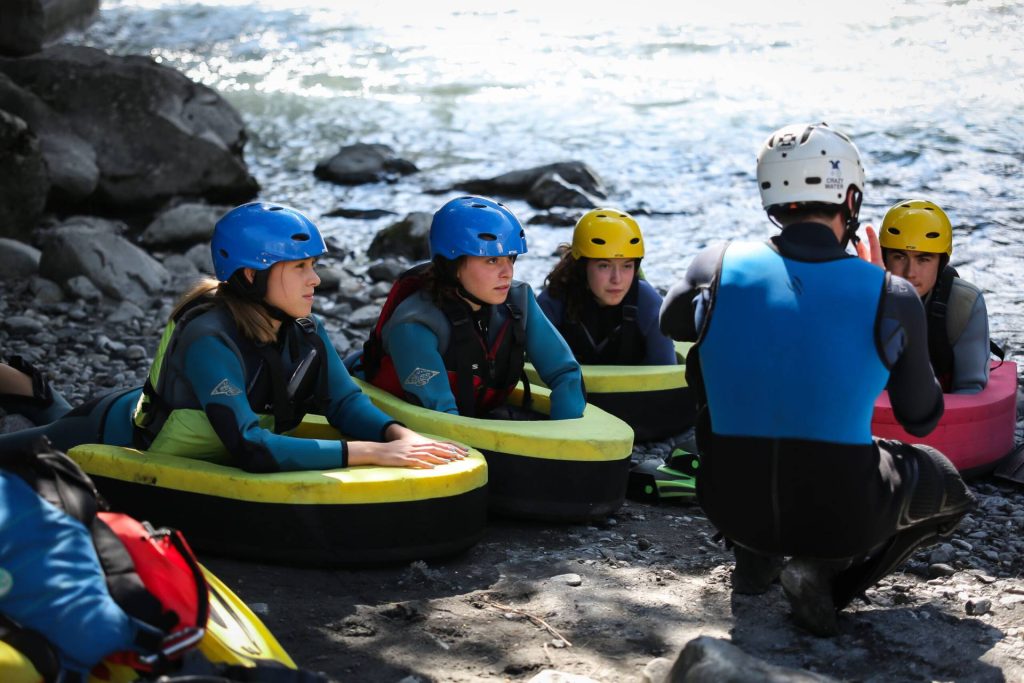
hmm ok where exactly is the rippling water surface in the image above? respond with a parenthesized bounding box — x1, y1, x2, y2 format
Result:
(72, 0, 1024, 355)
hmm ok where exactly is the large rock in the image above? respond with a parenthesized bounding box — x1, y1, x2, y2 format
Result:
(140, 202, 229, 248)
(453, 161, 607, 201)
(0, 71, 98, 206)
(0, 45, 259, 211)
(664, 637, 837, 683)
(0, 109, 49, 240)
(366, 211, 432, 261)
(314, 143, 418, 186)
(0, 0, 99, 57)
(526, 172, 598, 210)
(38, 217, 170, 301)
(0, 237, 41, 279)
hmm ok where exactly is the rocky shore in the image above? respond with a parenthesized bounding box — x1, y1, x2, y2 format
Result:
(2, 2, 1024, 680)
(2, 256, 1024, 682)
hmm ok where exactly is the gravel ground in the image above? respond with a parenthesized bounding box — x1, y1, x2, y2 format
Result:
(2, 273, 1023, 682)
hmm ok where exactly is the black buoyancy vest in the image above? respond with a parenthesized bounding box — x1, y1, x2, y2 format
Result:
(438, 297, 528, 417)
(558, 278, 644, 365)
(134, 300, 330, 449)
(925, 265, 958, 390)
(362, 263, 530, 417)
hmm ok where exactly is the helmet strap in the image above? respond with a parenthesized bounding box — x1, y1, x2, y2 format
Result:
(457, 283, 490, 308)
(840, 187, 863, 249)
(227, 270, 294, 323)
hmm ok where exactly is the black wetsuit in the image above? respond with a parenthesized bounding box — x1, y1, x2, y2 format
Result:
(660, 223, 974, 606)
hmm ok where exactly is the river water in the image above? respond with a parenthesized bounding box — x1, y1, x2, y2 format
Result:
(71, 0, 1024, 356)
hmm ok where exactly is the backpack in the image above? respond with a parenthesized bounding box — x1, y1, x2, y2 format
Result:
(0, 438, 208, 679)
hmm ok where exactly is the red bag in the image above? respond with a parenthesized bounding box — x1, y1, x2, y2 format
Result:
(96, 511, 209, 671)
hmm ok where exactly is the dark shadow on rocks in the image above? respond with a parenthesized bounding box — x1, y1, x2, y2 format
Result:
(729, 589, 1006, 682)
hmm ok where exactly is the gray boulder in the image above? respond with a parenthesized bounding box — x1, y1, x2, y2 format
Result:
(0, 45, 259, 211)
(38, 218, 170, 301)
(0, 237, 41, 279)
(314, 143, 418, 186)
(140, 202, 229, 248)
(184, 242, 214, 275)
(0, 72, 98, 205)
(453, 161, 607, 201)
(367, 211, 432, 261)
(0, 109, 49, 240)
(527, 172, 599, 210)
(0, 0, 99, 57)
(665, 637, 837, 683)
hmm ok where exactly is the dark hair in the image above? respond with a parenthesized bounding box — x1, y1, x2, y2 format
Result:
(768, 202, 844, 226)
(544, 247, 592, 323)
(423, 255, 464, 304)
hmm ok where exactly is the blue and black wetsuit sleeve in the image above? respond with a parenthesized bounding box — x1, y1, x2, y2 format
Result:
(385, 321, 461, 414)
(184, 336, 346, 472)
(880, 273, 944, 436)
(316, 324, 400, 440)
(523, 287, 585, 419)
(636, 281, 676, 365)
(660, 243, 727, 343)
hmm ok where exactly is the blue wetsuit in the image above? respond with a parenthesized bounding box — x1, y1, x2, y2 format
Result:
(370, 281, 585, 420)
(0, 306, 398, 472)
(538, 278, 676, 366)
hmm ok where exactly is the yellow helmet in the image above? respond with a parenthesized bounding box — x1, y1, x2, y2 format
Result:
(571, 208, 644, 260)
(879, 199, 953, 256)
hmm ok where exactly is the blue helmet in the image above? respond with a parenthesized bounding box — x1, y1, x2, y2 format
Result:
(211, 202, 327, 282)
(429, 196, 528, 260)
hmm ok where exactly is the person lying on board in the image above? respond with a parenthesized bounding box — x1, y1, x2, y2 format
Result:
(0, 202, 466, 472)
(537, 208, 676, 366)
(879, 198, 991, 394)
(351, 195, 585, 420)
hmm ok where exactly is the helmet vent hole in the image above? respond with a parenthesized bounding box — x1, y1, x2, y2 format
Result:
(925, 231, 941, 239)
(887, 228, 900, 235)
(219, 248, 229, 258)
(519, 230, 525, 238)
(783, 181, 789, 186)
(629, 238, 640, 244)
(471, 203, 488, 209)
(820, 149, 827, 155)
(268, 206, 284, 212)
(478, 232, 497, 241)
(799, 128, 812, 144)
(924, 207, 934, 211)
(591, 238, 606, 245)
(805, 177, 821, 185)
(596, 213, 608, 218)
(291, 233, 310, 242)
(781, 152, 788, 158)
(761, 181, 771, 190)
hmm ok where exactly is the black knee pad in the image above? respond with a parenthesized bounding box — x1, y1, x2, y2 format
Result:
(888, 441, 976, 531)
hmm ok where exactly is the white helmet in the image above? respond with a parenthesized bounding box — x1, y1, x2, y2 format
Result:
(756, 122, 865, 210)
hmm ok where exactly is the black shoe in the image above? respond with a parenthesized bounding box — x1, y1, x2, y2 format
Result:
(780, 559, 840, 637)
(731, 546, 783, 595)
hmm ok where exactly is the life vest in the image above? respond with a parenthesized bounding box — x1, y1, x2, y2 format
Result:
(698, 240, 889, 446)
(555, 277, 644, 365)
(924, 265, 1003, 392)
(132, 298, 331, 449)
(360, 263, 530, 417)
(0, 441, 207, 680)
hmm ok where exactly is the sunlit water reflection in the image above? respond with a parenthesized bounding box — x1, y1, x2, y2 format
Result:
(72, 0, 1024, 357)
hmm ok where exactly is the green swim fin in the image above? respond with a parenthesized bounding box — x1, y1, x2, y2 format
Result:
(626, 459, 697, 504)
